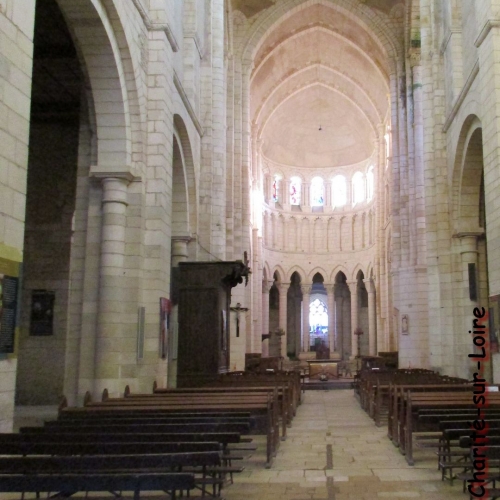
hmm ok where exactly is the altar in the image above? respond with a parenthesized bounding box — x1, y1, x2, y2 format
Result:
(307, 359, 339, 380)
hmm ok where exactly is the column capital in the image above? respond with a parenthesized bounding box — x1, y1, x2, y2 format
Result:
(279, 282, 290, 292)
(90, 165, 139, 182)
(455, 231, 483, 255)
(301, 284, 312, 296)
(172, 234, 192, 243)
(346, 280, 358, 291)
(263, 280, 274, 293)
(363, 278, 375, 293)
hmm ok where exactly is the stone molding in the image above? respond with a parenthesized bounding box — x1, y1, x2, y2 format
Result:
(131, 0, 179, 52)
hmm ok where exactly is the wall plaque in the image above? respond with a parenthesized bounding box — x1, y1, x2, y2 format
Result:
(0, 273, 19, 353)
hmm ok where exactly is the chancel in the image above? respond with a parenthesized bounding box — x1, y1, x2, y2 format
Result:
(1, 0, 500, 498)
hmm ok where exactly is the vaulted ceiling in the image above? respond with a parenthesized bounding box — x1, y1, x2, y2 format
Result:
(250, 2, 393, 169)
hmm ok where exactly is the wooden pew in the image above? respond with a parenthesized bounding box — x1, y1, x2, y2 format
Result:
(401, 391, 500, 465)
(147, 384, 293, 428)
(60, 393, 277, 468)
(0, 473, 196, 500)
(0, 453, 228, 497)
(388, 384, 471, 445)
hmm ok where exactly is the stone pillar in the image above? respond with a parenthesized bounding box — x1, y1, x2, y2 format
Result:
(347, 280, 359, 358)
(94, 176, 130, 397)
(171, 237, 190, 266)
(412, 62, 426, 267)
(262, 280, 272, 357)
(283, 179, 291, 210)
(459, 234, 482, 378)
(167, 236, 191, 387)
(303, 182, 310, 207)
(279, 283, 289, 358)
(364, 278, 377, 356)
(335, 289, 344, 358)
(301, 285, 311, 351)
(327, 284, 335, 354)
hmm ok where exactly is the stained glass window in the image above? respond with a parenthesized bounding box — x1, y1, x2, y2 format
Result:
(332, 175, 346, 207)
(309, 298, 328, 329)
(366, 166, 374, 202)
(290, 176, 301, 205)
(352, 172, 365, 206)
(272, 177, 278, 202)
(311, 177, 324, 207)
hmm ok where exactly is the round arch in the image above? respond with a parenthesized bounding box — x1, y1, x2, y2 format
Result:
(241, 0, 400, 74)
(57, 0, 132, 167)
(451, 115, 483, 234)
(174, 115, 198, 237)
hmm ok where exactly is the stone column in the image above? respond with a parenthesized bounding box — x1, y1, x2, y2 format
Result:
(283, 179, 291, 210)
(335, 288, 344, 358)
(364, 278, 376, 356)
(303, 182, 310, 207)
(262, 280, 272, 357)
(347, 280, 359, 359)
(171, 236, 190, 266)
(279, 283, 289, 358)
(412, 62, 426, 267)
(327, 284, 335, 354)
(94, 176, 130, 397)
(167, 236, 191, 387)
(301, 285, 311, 351)
(459, 234, 481, 377)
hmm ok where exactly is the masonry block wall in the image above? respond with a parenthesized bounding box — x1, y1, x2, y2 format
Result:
(0, 0, 36, 429)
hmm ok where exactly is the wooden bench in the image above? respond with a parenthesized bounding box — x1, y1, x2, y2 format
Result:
(0, 472, 195, 500)
(0, 452, 234, 498)
(388, 384, 472, 445)
(83, 390, 278, 466)
(401, 391, 500, 465)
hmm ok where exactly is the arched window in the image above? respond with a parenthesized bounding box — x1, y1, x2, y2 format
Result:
(290, 176, 301, 205)
(309, 298, 328, 331)
(332, 175, 346, 208)
(366, 166, 374, 202)
(311, 177, 324, 207)
(352, 172, 365, 206)
(272, 176, 279, 202)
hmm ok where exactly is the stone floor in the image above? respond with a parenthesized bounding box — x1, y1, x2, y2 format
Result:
(224, 390, 466, 500)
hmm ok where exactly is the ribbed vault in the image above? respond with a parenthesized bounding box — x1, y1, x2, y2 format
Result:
(251, 2, 392, 169)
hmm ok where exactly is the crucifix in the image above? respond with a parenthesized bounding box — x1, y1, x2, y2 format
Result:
(230, 302, 249, 337)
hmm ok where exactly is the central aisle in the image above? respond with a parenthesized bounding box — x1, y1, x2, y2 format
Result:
(225, 390, 465, 500)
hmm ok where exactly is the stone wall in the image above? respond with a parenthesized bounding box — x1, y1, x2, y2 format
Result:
(0, 0, 36, 428)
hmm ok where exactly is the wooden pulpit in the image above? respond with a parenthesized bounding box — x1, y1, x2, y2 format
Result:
(176, 259, 250, 387)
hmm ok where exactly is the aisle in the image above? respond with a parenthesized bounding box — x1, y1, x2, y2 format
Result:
(225, 390, 465, 500)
